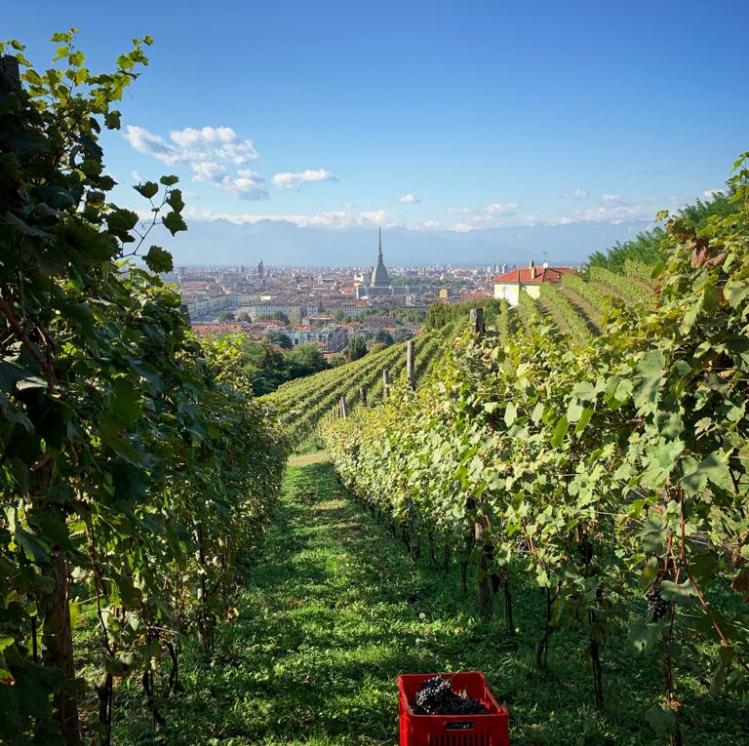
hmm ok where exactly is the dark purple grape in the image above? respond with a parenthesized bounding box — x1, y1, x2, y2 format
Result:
(413, 676, 489, 715)
(646, 585, 672, 622)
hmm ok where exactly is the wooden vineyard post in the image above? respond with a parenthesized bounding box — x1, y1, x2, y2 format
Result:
(406, 339, 416, 390)
(470, 306, 485, 335)
(476, 517, 493, 620)
(339, 396, 347, 419)
(382, 368, 389, 400)
(359, 386, 367, 405)
(471, 306, 493, 620)
(408, 502, 420, 562)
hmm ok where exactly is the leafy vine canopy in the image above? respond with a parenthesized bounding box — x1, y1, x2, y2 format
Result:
(1, 31, 287, 742)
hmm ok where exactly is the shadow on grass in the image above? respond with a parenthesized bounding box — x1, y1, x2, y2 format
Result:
(113, 459, 748, 746)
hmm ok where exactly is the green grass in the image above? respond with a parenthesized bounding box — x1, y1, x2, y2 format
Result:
(112, 460, 748, 745)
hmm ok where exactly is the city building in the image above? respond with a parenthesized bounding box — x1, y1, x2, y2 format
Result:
(355, 229, 420, 304)
(288, 326, 348, 352)
(355, 228, 393, 300)
(493, 260, 574, 306)
(173, 251, 493, 333)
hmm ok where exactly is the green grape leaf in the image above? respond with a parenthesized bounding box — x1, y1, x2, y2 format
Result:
(566, 399, 584, 423)
(628, 616, 659, 655)
(134, 181, 159, 199)
(645, 705, 676, 737)
(104, 110, 121, 129)
(145, 245, 173, 274)
(633, 349, 665, 410)
(163, 210, 187, 236)
(167, 188, 185, 213)
(723, 278, 748, 309)
(106, 208, 139, 240)
(551, 415, 568, 448)
(660, 579, 696, 604)
(110, 379, 141, 427)
(15, 527, 50, 563)
(574, 406, 594, 435)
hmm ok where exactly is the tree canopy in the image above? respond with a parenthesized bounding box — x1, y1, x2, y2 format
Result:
(346, 335, 368, 361)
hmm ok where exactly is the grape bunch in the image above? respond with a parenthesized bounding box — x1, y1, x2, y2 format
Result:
(412, 676, 489, 716)
(646, 585, 672, 621)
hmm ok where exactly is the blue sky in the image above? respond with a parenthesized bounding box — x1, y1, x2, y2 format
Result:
(7, 1, 749, 260)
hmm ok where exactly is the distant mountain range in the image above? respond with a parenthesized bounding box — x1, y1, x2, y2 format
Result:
(159, 218, 654, 268)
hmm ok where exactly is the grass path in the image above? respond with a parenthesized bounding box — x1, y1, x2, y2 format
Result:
(116, 459, 747, 746)
(288, 451, 330, 467)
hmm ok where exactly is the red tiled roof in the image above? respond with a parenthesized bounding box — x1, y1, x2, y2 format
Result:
(494, 266, 574, 285)
(191, 323, 246, 336)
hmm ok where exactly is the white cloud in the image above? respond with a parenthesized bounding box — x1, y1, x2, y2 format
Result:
(182, 189, 668, 233)
(125, 126, 181, 163)
(191, 161, 226, 183)
(562, 187, 588, 201)
(412, 219, 441, 230)
(124, 125, 258, 166)
(703, 188, 724, 199)
(486, 202, 519, 216)
(558, 191, 720, 225)
(185, 162, 268, 199)
(188, 162, 268, 199)
(448, 202, 524, 230)
(398, 193, 421, 204)
(559, 194, 654, 225)
(359, 209, 397, 226)
(169, 126, 258, 164)
(272, 169, 338, 189)
(124, 124, 264, 197)
(226, 170, 269, 200)
(203, 199, 525, 233)
(183, 205, 403, 230)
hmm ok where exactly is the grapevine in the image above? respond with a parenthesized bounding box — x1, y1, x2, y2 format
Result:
(323, 153, 749, 741)
(588, 265, 656, 308)
(0, 35, 287, 743)
(538, 283, 595, 343)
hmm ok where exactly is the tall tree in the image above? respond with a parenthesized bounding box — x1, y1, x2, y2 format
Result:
(346, 335, 368, 361)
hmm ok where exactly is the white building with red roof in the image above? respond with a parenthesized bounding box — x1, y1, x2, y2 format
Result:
(493, 260, 574, 306)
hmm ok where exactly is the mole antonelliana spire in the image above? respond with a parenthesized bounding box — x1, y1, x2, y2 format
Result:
(370, 227, 390, 287)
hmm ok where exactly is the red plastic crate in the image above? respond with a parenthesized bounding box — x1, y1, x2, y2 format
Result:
(398, 672, 509, 746)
